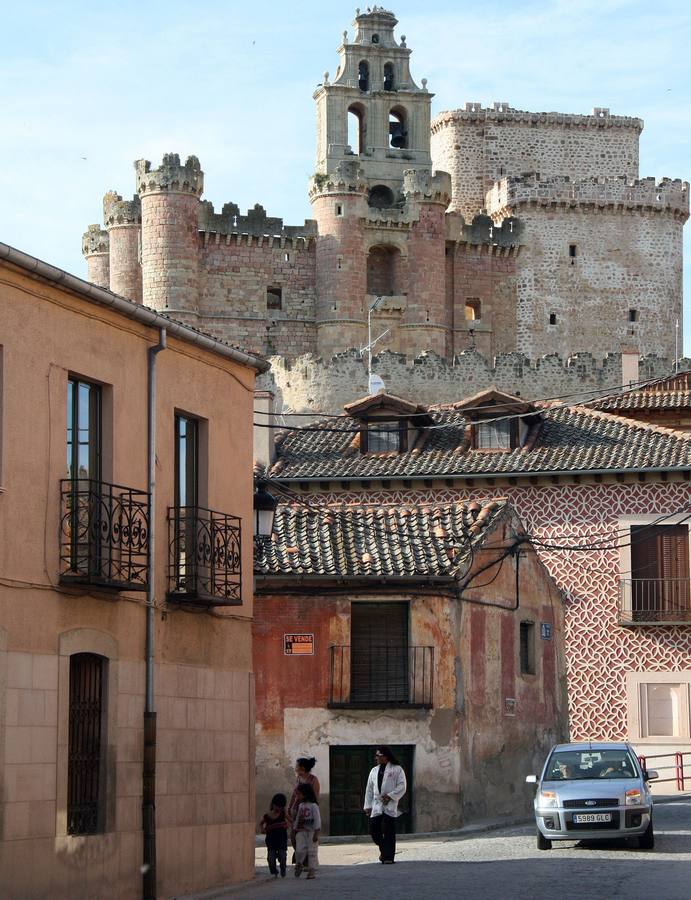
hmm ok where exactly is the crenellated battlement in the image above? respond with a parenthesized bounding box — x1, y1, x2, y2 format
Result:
(487, 174, 690, 218)
(198, 200, 317, 239)
(308, 160, 368, 200)
(402, 168, 451, 205)
(103, 191, 141, 227)
(135, 153, 204, 197)
(199, 230, 315, 250)
(82, 224, 109, 256)
(431, 104, 643, 134)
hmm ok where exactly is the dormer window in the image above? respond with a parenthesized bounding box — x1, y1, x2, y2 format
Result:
(363, 420, 408, 454)
(477, 419, 511, 450)
(453, 388, 542, 453)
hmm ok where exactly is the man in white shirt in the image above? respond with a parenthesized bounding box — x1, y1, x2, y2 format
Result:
(363, 746, 407, 863)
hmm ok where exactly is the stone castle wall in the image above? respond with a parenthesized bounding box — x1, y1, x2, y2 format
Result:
(431, 105, 642, 220)
(258, 349, 690, 415)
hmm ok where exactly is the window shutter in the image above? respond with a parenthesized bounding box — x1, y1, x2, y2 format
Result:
(350, 602, 408, 703)
(658, 525, 690, 611)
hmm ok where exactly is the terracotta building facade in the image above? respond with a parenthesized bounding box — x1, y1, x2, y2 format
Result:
(253, 498, 568, 834)
(0, 243, 266, 898)
(81, 7, 687, 394)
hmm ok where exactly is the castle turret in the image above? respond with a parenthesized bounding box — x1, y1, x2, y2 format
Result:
(81, 225, 110, 289)
(135, 154, 204, 321)
(103, 192, 142, 302)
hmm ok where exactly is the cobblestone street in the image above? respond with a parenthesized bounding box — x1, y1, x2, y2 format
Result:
(207, 799, 691, 900)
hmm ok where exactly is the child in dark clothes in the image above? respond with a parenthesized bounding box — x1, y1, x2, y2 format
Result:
(260, 792, 288, 877)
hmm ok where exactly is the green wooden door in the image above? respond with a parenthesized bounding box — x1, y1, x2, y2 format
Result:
(329, 744, 414, 836)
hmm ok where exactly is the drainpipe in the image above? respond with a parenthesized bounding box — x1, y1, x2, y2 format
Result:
(143, 327, 166, 900)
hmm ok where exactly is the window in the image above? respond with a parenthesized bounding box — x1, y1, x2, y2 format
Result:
(569, 244, 577, 264)
(549, 313, 557, 326)
(67, 377, 101, 480)
(464, 299, 482, 321)
(347, 104, 365, 154)
(362, 420, 407, 454)
(335, 203, 344, 217)
(284, 251, 290, 263)
(358, 60, 369, 91)
(629, 525, 690, 621)
(336, 256, 343, 270)
(350, 602, 408, 703)
(367, 185, 395, 210)
(371, 33, 379, 44)
(267, 287, 282, 310)
(629, 309, 639, 323)
(383, 62, 394, 91)
(627, 672, 691, 741)
(477, 419, 511, 450)
(67, 653, 106, 834)
(520, 621, 535, 675)
(367, 244, 400, 295)
(173, 414, 199, 593)
(389, 107, 408, 149)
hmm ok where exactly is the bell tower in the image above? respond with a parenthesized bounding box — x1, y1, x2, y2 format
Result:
(313, 6, 433, 201)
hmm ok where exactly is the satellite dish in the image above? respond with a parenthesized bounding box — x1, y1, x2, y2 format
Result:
(368, 374, 386, 394)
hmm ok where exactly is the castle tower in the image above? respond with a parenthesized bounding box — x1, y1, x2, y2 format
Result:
(135, 154, 204, 322)
(81, 225, 110, 289)
(311, 7, 449, 358)
(103, 192, 142, 302)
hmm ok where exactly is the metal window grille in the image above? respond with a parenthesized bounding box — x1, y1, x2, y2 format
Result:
(67, 653, 105, 835)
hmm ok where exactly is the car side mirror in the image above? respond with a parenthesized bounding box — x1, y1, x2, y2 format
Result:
(525, 775, 537, 784)
(645, 769, 659, 781)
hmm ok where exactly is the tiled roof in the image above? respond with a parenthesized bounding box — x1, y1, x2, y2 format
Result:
(269, 402, 691, 480)
(255, 499, 510, 578)
(595, 390, 691, 412)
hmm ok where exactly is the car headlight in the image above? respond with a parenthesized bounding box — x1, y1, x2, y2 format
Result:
(625, 789, 642, 806)
(538, 790, 558, 808)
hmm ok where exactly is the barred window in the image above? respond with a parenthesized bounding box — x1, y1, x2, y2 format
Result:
(477, 419, 511, 450)
(68, 653, 106, 835)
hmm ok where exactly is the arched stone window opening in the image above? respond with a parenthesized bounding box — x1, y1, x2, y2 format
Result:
(465, 299, 482, 321)
(358, 60, 369, 92)
(389, 107, 408, 149)
(367, 244, 402, 296)
(348, 104, 366, 154)
(384, 63, 395, 91)
(368, 185, 395, 210)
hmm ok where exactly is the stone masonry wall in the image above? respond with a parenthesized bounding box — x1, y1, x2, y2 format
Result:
(258, 349, 690, 415)
(510, 207, 684, 360)
(198, 235, 317, 357)
(431, 106, 642, 219)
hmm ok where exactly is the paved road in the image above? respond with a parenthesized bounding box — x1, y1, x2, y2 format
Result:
(229, 799, 691, 899)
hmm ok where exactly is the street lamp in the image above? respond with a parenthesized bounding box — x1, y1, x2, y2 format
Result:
(253, 481, 277, 541)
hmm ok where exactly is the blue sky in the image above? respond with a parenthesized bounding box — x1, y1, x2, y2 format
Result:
(2, 0, 690, 353)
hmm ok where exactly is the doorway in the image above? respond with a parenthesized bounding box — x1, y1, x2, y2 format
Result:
(329, 744, 414, 836)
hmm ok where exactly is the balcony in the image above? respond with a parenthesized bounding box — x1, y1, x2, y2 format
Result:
(328, 645, 434, 709)
(619, 578, 691, 625)
(59, 479, 149, 591)
(167, 506, 241, 606)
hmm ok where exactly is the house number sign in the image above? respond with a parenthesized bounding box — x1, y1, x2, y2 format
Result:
(284, 633, 314, 655)
(540, 623, 552, 640)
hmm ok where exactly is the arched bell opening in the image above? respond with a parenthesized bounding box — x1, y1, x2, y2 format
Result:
(347, 103, 366, 155)
(358, 60, 370, 92)
(388, 106, 408, 149)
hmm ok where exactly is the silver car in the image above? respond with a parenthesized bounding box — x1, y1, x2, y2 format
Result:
(526, 742, 658, 850)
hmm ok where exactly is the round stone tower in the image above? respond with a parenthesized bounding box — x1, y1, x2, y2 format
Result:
(81, 225, 110, 289)
(103, 192, 142, 302)
(135, 154, 204, 321)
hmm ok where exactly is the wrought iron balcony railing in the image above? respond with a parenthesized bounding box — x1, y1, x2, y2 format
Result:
(59, 479, 149, 591)
(619, 578, 691, 625)
(328, 645, 434, 708)
(167, 506, 242, 606)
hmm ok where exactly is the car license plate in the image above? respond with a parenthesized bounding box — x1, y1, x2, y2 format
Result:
(573, 813, 612, 824)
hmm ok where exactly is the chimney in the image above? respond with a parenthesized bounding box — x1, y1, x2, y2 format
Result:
(620, 345, 639, 387)
(253, 390, 276, 470)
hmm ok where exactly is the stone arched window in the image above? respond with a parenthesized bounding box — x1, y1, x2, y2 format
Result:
(388, 106, 408, 149)
(367, 245, 402, 296)
(358, 60, 369, 92)
(348, 103, 366, 154)
(383, 62, 395, 91)
(367, 185, 395, 210)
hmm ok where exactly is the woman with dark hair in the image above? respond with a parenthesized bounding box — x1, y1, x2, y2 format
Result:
(287, 756, 320, 861)
(363, 746, 407, 864)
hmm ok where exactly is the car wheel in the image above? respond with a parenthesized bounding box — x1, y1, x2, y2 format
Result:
(638, 818, 654, 850)
(537, 830, 552, 850)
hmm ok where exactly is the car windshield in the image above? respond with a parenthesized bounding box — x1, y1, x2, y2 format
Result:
(546, 749, 638, 781)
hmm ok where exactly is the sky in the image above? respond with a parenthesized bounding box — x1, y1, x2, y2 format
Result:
(2, 0, 690, 353)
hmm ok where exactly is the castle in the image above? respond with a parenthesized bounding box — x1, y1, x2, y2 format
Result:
(82, 7, 689, 408)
